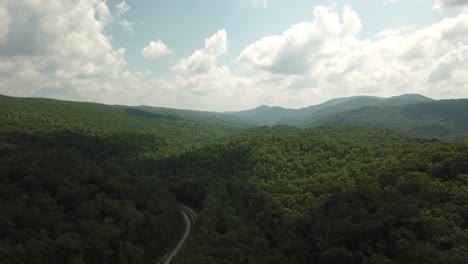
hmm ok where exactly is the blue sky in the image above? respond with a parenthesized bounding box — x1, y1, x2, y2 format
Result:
(109, 0, 457, 74)
(1, 0, 468, 111)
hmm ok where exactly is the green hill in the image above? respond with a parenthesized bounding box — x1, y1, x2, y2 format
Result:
(0, 95, 247, 263)
(312, 99, 468, 139)
(231, 94, 433, 126)
(0, 95, 249, 155)
(304, 94, 433, 120)
(2, 94, 468, 264)
(134, 105, 255, 131)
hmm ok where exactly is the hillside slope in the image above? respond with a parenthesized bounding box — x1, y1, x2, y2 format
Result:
(312, 99, 468, 139)
(0, 95, 246, 155)
(231, 94, 432, 125)
(0, 95, 245, 263)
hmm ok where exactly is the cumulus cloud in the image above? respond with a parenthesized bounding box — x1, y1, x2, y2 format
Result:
(0, 5, 10, 43)
(428, 45, 468, 82)
(141, 40, 174, 59)
(0, 0, 125, 97)
(165, 29, 240, 99)
(171, 29, 228, 74)
(115, 1, 130, 16)
(1, 2, 468, 111)
(0, 0, 239, 110)
(119, 19, 135, 33)
(237, 6, 362, 75)
(236, 6, 468, 101)
(434, 0, 468, 9)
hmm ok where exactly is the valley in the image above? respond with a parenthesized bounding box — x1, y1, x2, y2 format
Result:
(1, 94, 467, 263)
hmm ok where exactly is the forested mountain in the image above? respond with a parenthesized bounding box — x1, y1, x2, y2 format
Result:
(0, 95, 245, 263)
(313, 99, 468, 139)
(232, 95, 468, 139)
(301, 94, 433, 121)
(231, 105, 298, 125)
(0, 95, 253, 138)
(134, 105, 255, 130)
(1, 94, 468, 264)
(231, 94, 432, 125)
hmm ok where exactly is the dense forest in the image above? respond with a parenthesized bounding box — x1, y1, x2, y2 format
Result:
(312, 100, 468, 139)
(0, 131, 182, 263)
(158, 126, 468, 264)
(230, 95, 468, 139)
(232, 94, 433, 126)
(0, 95, 240, 263)
(1, 95, 468, 263)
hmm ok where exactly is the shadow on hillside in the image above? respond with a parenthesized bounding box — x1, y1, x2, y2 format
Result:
(0, 130, 170, 169)
(125, 108, 182, 121)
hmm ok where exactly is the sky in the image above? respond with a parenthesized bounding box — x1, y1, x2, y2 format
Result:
(1, 0, 468, 111)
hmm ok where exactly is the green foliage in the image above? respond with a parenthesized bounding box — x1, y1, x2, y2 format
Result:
(233, 94, 432, 126)
(0, 95, 243, 157)
(0, 131, 186, 264)
(2, 95, 468, 263)
(313, 99, 468, 139)
(0, 95, 246, 263)
(162, 126, 468, 264)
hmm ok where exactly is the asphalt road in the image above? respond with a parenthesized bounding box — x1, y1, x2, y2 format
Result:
(158, 204, 197, 264)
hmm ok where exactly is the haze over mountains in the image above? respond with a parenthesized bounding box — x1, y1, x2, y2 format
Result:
(2, 93, 468, 140)
(229, 94, 434, 125)
(133, 93, 468, 139)
(2, 93, 468, 263)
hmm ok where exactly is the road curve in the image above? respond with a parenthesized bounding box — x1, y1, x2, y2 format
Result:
(157, 204, 197, 264)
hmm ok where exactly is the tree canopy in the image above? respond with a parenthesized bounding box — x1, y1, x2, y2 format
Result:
(1, 95, 467, 263)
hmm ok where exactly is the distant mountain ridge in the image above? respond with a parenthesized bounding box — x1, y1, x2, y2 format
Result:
(3, 93, 467, 139)
(313, 99, 468, 139)
(230, 94, 434, 125)
(229, 94, 468, 139)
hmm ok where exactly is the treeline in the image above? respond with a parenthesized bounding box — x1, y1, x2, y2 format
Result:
(159, 126, 468, 264)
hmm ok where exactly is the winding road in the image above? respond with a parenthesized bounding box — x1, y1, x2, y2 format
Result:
(157, 204, 197, 264)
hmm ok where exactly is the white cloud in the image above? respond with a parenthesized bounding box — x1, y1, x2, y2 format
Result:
(434, 0, 468, 9)
(251, 0, 269, 8)
(119, 19, 134, 33)
(237, 6, 362, 75)
(93, 0, 113, 24)
(1, 2, 468, 111)
(164, 30, 238, 101)
(0, 0, 125, 96)
(428, 45, 468, 82)
(115, 1, 135, 33)
(0, 5, 10, 43)
(115, 1, 130, 16)
(141, 40, 174, 58)
(237, 5, 468, 104)
(171, 29, 228, 74)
